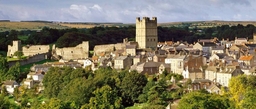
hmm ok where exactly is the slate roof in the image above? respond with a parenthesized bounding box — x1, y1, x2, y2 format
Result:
(144, 62, 162, 67)
(216, 53, 228, 59)
(4, 80, 18, 86)
(212, 46, 225, 50)
(115, 56, 128, 60)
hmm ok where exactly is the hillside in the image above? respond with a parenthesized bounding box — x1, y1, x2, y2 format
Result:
(1, 20, 256, 32)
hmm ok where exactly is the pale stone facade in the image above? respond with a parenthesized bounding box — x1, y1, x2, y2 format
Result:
(7, 40, 22, 56)
(53, 41, 89, 60)
(7, 40, 49, 57)
(165, 55, 186, 74)
(136, 17, 158, 49)
(114, 55, 132, 70)
(93, 43, 126, 56)
(22, 45, 50, 56)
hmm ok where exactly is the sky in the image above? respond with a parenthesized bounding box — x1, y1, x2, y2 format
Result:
(0, 0, 256, 23)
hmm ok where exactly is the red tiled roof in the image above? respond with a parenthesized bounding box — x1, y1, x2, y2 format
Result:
(239, 55, 253, 61)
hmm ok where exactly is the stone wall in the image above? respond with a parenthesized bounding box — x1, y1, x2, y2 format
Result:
(7, 40, 50, 57)
(54, 41, 89, 60)
(93, 44, 115, 56)
(8, 53, 48, 67)
(93, 43, 126, 56)
(22, 45, 50, 56)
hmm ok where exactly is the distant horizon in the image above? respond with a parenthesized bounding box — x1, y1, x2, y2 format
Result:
(1, 0, 256, 23)
(2, 19, 256, 24)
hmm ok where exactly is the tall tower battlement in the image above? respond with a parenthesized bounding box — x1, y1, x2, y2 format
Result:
(136, 17, 158, 49)
(136, 17, 157, 23)
(7, 40, 21, 56)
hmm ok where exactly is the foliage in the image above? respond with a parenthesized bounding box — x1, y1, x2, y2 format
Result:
(120, 71, 148, 106)
(0, 59, 21, 82)
(228, 75, 256, 108)
(177, 91, 231, 109)
(0, 94, 11, 109)
(82, 85, 123, 109)
(13, 51, 24, 59)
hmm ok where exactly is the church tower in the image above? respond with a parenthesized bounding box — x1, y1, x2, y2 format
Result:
(136, 17, 158, 49)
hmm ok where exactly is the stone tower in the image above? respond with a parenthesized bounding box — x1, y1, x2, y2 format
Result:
(136, 17, 158, 49)
(7, 40, 21, 56)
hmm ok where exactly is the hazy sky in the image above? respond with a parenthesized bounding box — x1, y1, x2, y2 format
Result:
(0, 0, 255, 23)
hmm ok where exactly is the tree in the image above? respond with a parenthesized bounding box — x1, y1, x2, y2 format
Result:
(120, 71, 147, 106)
(41, 98, 68, 109)
(241, 87, 256, 108)
(177, 91, 231, 109)
(1, 86, 8, 96)
(0, 94, 10, 109)
(13, 51, 24, 59)
(0, 55, 8, 72)
(6, 62, 21, 81)
(228, 75, 247, 108)
(13, 87, 19, 100)
(43, 67, 63, 98)
(84, 85, 123, 109)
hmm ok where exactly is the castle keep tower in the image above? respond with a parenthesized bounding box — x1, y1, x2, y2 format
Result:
(136, 17, 158, 49)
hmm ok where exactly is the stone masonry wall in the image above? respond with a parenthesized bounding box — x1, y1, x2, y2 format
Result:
(93, 43, 126, 56)
(22, 45, 50, 56)
(54, 41, 89, 60)
(8, 53, 47, 67)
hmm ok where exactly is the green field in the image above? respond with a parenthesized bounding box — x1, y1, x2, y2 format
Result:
(18, 35, 29, 41)
(20, 59, 56, 72)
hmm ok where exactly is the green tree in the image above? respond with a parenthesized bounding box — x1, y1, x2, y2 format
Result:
(177, 91, 231, 109)
(41, 98, 68, 109)
(228, 75, 247, 108)
(6, 62, 21, 81)
(13, 51, 24, 59)
(85, 85, 123, 109)
(241, 87, 256, 108)
(0, 94, 10, 109)
(13, 87, 19, 100)
(1, 86, 8, 96)
(43, 67, 63, 98)
(120, 71, 147, 106)
(0, 55, 8, 72)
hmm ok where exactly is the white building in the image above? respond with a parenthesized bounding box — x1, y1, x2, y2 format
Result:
(165, 55, 186, 74)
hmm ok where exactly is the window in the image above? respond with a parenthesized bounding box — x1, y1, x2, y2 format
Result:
(39, 48, 41, 50)
(71, 51, 73, 53)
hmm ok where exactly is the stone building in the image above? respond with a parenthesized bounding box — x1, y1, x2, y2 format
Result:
(136, 17, 158, 49)
(114, 55, 132, 70)
(53, 41, 89, 60)
(7, 40, 50, 57)
(7, 40, 22, 56)
(22, 45, 50, 56)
